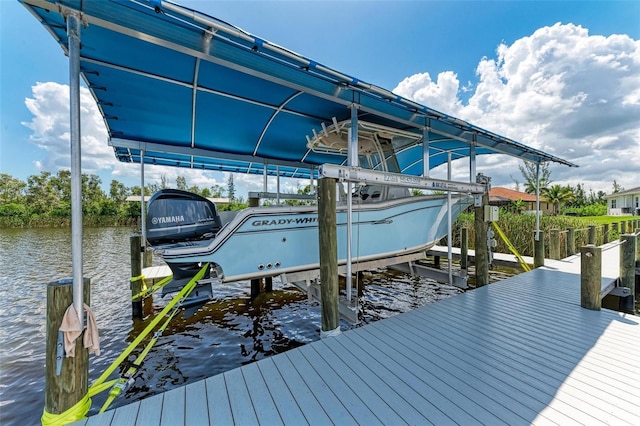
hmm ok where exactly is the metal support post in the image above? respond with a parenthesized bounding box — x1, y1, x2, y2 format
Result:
(423, 124, 430, 177)
(140, 150, 146, 248)
(276, 166, 280, 205)
(535, 163, 541, 244)
(345, 104, 358, 303)
(68, 12, 84, 328)
(447, 152, 453, 285)
(469, 134, 476, 182)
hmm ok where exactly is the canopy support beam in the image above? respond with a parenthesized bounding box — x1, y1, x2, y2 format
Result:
(320, 164, 485, 193)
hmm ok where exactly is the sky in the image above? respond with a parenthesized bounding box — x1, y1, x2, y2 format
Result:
(1, 0, 639, 198)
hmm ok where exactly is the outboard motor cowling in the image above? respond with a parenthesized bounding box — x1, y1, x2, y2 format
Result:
(146, 189, 222, 245)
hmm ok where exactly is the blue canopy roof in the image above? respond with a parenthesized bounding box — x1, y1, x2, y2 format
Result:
(21, 0, 577, 179)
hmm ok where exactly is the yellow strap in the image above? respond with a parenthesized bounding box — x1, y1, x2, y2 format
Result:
(492, 222, 531, 272)
(91, 264, 209, 391)
(42, 264, 209, 425)
(98, 307, 181, 413)
(41, 380, 116, 426)
(131, 274, 173, 300)
(130, 274, 145, 282)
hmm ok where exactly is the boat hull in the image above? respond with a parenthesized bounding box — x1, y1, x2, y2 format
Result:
(154, 195, 471, 282)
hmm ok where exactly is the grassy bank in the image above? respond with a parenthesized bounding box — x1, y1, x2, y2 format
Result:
(0, 216, 138, 228)
(452, 212, 637, 258)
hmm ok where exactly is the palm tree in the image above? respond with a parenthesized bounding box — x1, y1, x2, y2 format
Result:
(519, 162, 551, 195)
(542, 185, 574, 215)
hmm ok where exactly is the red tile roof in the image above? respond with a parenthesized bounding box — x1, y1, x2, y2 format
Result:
(489, 187, 542, 202)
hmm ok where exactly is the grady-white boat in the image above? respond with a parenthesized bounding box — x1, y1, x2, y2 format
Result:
(147, 120, 472, 292)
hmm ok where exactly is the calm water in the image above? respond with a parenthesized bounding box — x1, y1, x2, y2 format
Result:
(0, 227, 463, 425)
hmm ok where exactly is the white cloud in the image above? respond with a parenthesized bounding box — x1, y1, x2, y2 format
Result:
(23, 82, 113, 173)
(21, 82, 247, 195)
(394, 23, 640, 193)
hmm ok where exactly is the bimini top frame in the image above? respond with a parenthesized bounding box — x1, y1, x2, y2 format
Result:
(21, 0, 577, 180)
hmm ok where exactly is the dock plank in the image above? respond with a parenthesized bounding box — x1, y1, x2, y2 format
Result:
(256, 358, 308, 425)
(387, 306, 636, 421)
(160, 386, 185, 426)
(184, 379, 210, 426)
(296, 344, 386, 425)
(303, 344, 401, 425)
(287, 347, 376, 425)
(223, 368, 259, 426)
(417, 294, 640, 391)
(108, 401, 138, 425)
(362, 322, 543, 424)
(269, 351, 333, 425)
(240, 362, 283, 426)
(204, 374, 233, 425)
(319, 337, 430, 424)
(84, 408, 116, 426)
(331, 334, 457, 425)
(345, 330, 510, 425)
(135, 393, 163, 426)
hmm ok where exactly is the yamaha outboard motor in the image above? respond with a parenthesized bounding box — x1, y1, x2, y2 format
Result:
(146, 189, 222, 246)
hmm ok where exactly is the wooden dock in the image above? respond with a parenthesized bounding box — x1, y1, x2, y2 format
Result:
(77, 243, 639, 425)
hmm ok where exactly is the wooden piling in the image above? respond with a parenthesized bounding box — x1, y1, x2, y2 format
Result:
(534, 231, 545, 268)
(318, 178, 339, 333)
(143, 247, 153, 268)
(620, 220, 626, 234)
(620, 234, 637, 313)
(250, 279, 261, 298)
(580, 245, 601, 310)
(588, 225, 596, 245)
(567, 227, 576, 256)
(460, 227, 468, 270)
(130, 233, 144, 318)
(265, 276, 273, 293)
(602, 224, 609, 244)
(248, 197, 259, 208)
(549, 229, 560, 260)
(45, 277, 90, 418)
(474, 193, 489, 287)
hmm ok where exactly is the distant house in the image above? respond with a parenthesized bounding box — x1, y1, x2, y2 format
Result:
(489, 187, 553, 215)
(605, 186, 640, 216)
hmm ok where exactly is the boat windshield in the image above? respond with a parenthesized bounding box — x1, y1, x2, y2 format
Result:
(307, 120, 418, 173)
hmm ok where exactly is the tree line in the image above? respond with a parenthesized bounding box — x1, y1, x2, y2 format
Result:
(0, 171, 244, 228)
(513, 162, 610, 216)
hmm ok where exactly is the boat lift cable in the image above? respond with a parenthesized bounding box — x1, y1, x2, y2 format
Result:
(41, 263, 209, 425)
(492, 223, 531, 272)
